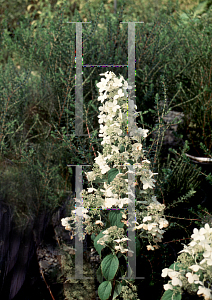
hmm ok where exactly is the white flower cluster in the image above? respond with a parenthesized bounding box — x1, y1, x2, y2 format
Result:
(61, 217, 72, 230)
(97, 225, 133, 255)
(162, 223, 212, 300)
(62, 71, 169, 251)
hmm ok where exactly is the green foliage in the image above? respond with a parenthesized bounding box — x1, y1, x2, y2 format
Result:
(153, 142, 203, 205)
(161, 290, 182, 300)
(108, 168, 119, 184)
(94, 230, 107, 259)
(101, 253, 119, 280)
(109, 210, 124, 229)
(168, 262, 181, 271)
(112, 281, 122, 299)
(97, 264, 104, 283)
(98, 281, 112, 300)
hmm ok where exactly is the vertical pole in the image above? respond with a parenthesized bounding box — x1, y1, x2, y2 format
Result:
(114, 0, 117, 15)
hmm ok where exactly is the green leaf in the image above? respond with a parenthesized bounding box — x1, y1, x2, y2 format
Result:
(120, 279, 127, 286)
(108, 168, 119, 184)
(101, 254, 119, 281)
(112, 281, 122, 299)
(91, 233, 96, 241)
(127, 263, 133, 279)
(161, 290, 182, 300)
(119, 145, 125, 153)
(109, 210, 124, 228)
(96, 265, 104, 283)
(173, 292, 182, 300)
(169, 262, 180, 271)
(92, 177, 107, 184)
(193, 0, 210, 18)
(161, 289, 174, 300)
(59, 67, 64, 75)
(94, 231, 107, 259)
(98, 281, 112, 300)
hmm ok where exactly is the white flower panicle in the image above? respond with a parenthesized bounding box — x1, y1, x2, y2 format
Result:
(162, 223, 212, 300)
(62, 71, 169, 252)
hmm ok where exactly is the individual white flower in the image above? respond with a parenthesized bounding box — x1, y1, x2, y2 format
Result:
(100, 70, 114, 80)
(141, 177, 156, 189)
(202, 244, 212, 265)
(197, 286, 212, 300)
(189, 264, 204, 272)
(114, 245, 130, 253)
(143, 216, 152, 222)
(198, 239, 210, 250)
(194, 280, 204, 285)
(142, 159, 151, 164)
(200, 258, 207, 265)
(161, 268, 171, 277)
(97, 234, 110, 245)
(114, 237, 131, 243)
(100, 183, 114, 197)
(104, 197, 116, 208)
(168, 271, 181, 279)
(178, 244, 192, 255)
(200, 258, 212, 266)
(188, 241, 197, 247)
(100, 164, 111, 174)
(94, 152, 110, 174)
(96, 78, 110, 93)
(171, 277, 182, 287)
(61, 217, 72, 230)
(98, 91, 108, 103)
(134, 223, 144, 230)
(191, 228, 206, 241)
(114, 89, 124, 100)
(147, 223, 158, 231)
(85, 171, 96, 181)
(163, 284, 173, 291)
(147, 245, 154, 251)
(109, 123, 122, 135)
(95, 220, 104, 226)
(116, 197, 129, 208)
(137, 128, 149, 138)
(203, 223, 212, 235)
(111, 99, 121, 112)
(112, 76, 124, 87)
(110, 145, 119, 154)
(151, 227, 165, 235)
(158, 218, 169, 229)
(149, 170, 159, 178)
(132, 143, 142, 151)
(94, 151, 106, 165)
(141, 224, 148, 230)
(186, 272, 200, 283)
(87, 187, 97, 193)
(101, 135, 111, 145)
(98, 112, 108, 124)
